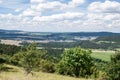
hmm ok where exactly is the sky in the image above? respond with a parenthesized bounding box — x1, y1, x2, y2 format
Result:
(0, 0, 120, 32)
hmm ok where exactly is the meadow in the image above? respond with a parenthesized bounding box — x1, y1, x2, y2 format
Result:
(91, 50, 114, 61)
(0, 65, 87, 80)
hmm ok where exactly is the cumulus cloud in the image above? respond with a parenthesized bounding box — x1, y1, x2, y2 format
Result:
(0, 0, 120, 32)
(33, 12, 84, 21)
(30, 0, 85, 13)
(21, 8, 41, 17)
(31, 0, 46, 3)
(69, 0, 85, 7)
(104, 13, 120, 20)
(15, 8, 23, 12)
(31, 1, 64, 12)
(88, 0, 120, 13)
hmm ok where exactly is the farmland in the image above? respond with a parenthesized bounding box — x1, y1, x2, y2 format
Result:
(91, 50, 114, 61)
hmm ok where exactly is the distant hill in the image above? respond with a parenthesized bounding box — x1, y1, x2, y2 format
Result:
(0, 29, 120, 41)
(95, 35, 120, 42)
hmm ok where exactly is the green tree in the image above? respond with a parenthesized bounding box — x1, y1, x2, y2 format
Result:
(108, 51, 120, 80)
(57, 47, 96, 77)
(20, 43, 47, 75)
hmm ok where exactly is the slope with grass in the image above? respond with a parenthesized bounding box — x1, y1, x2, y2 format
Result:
(0, 64, 88, 80)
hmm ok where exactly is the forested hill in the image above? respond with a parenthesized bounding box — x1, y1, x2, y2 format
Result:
(94, 35, 120, 42)
(0, 29, 120, 41)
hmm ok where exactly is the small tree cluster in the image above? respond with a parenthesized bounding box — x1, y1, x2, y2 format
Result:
(11, 43, 47, 75)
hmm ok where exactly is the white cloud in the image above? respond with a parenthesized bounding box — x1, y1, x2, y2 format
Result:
(15, 8, 23, 12)
(104, 13, 120, 20)
(109, 20, 120, 28)
(31, 1, 64, 12)
(31, 0, 46, 3)
(30, 0, 85, 13)
(86, 13, 104, 20)
(21, 8, 41, 17)
(69, 0, 85, 7)
(33, 12, 84, 21)
(88, 0, 120, 13)
(0, 0, 120, 32)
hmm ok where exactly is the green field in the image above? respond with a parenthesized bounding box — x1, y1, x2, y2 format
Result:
(91, 50, 115, 61)
(0, 65, 88, 80)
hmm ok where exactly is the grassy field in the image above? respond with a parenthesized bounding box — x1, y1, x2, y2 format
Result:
(91, 50, 115, 61)
(0, 65, 88, 80)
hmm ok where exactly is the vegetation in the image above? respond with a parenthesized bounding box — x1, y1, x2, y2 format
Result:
(107, 51, 120, 80)
(0, 44, 21, 56)
(56, 47, 97, 77)
(0, 42, 119, 80)
(91, 50, 114, 61)
(40, 59, 55, 73)
(0, 64, 86, 80)
(0, 29, 120, 41)
(14, 43, 47, 75)
(36, 39, 120, 50)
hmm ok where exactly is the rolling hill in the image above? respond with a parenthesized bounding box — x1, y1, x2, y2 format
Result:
(0, 29, 120, 41)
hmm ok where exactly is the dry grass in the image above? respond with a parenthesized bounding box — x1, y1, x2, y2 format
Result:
(0, 65, 89, 80)
(0, 72, 88, 80)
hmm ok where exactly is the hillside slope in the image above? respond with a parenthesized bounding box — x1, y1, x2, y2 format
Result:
(0, 64, 87, 80)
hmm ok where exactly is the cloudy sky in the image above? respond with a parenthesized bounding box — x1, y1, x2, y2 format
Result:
(0, 0, 120, 32)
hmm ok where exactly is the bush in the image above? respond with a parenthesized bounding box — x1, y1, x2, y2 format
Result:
(40, 59, 55, 73)
(56, 47, 97, 77)
(56, 61, 74, 76)
(10, 52, 24, 66)
(107, 51, 120, 80)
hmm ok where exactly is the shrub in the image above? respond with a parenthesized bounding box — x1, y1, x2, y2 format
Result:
(56, 47, 96, 77)
(107, 51, 120, 80)
(56, 61, 74, 76)
(40, 59, 55, 73)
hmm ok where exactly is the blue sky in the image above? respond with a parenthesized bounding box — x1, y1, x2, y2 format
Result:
(0, 0, 120, 32)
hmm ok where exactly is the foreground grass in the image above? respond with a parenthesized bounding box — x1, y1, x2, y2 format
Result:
(0, 72, 87, 80)
(0, 65, 87, 80)
(91, 50, 114, 61)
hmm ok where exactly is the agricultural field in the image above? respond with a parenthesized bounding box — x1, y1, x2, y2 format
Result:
(91, 50, 115, 61)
